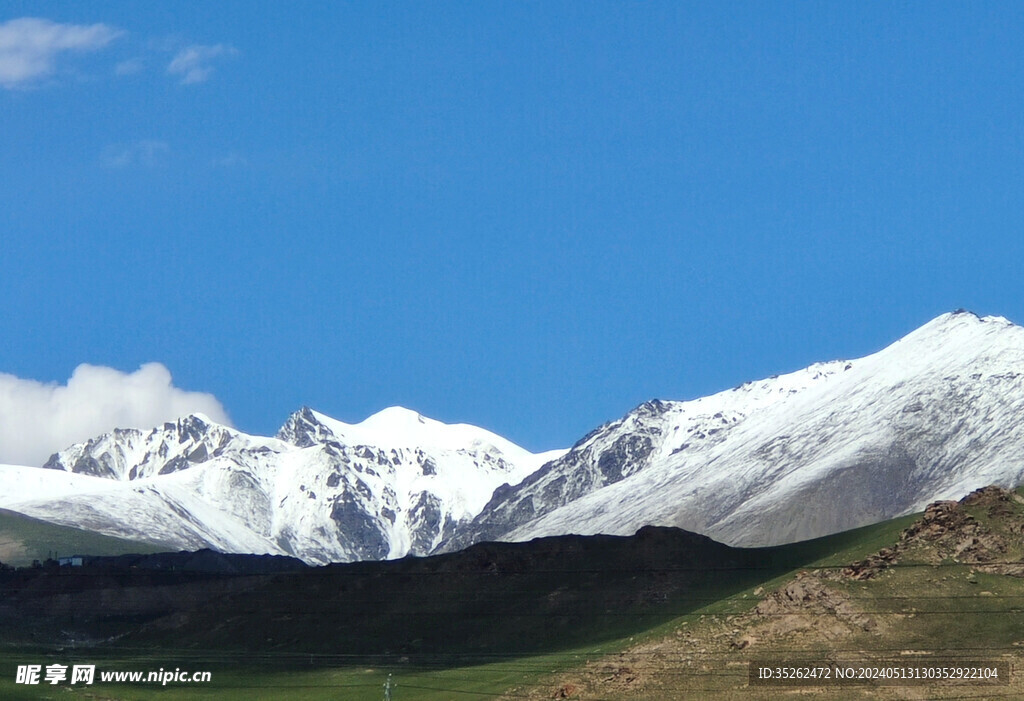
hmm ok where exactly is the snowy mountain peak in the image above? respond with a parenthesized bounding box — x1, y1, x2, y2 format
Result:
(303, 407, 558, 471)
(41, 412, 240, 481)
(278, 405, 449, 447)
(162, 412, 223, 442)
(276, 406, 338, 448)
(364, 405, 428, 426)
(847, 311, 1024, 386)
(442, 311, 1024, 553)
(899, 310, 1016, 345)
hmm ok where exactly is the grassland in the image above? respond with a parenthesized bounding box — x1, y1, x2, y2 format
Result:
(512, 488, 1024, 699)
(3, 491, 1024, 699)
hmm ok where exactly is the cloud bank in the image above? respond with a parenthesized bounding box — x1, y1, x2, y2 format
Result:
(0, 17, 121, 88)
(0, 363, 232, 467)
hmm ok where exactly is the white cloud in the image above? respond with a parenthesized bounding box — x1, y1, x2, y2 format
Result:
(167, 43, 236, 84)
(0, 363, 232, 467)
(101, 139, 170, 168)
(0, 17, 121, 88)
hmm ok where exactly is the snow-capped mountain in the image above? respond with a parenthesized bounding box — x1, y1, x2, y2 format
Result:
(3, 310, 1024, 562)
(40, 414, 247, 481)
(0, 407, 564, 564)
(443, 311, 1024, 550)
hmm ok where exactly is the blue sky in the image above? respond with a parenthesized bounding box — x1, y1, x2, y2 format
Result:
(3, 2, 1024, 457)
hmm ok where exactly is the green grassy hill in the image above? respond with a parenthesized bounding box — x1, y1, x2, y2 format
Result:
(0, 508, 171, 567)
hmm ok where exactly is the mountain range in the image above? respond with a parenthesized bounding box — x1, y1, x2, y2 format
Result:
(0, 406, 561, 563)
(1, 310, 1022, 564)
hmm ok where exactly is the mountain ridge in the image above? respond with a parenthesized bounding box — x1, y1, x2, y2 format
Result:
(444, 311, 1024, 552)
(3, 310, 1024, 565)
(3, 405, 564, 564)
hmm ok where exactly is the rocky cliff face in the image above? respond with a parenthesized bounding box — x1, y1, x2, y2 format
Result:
(440, 400, 673, 552)
(41, 414, 238, 480)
